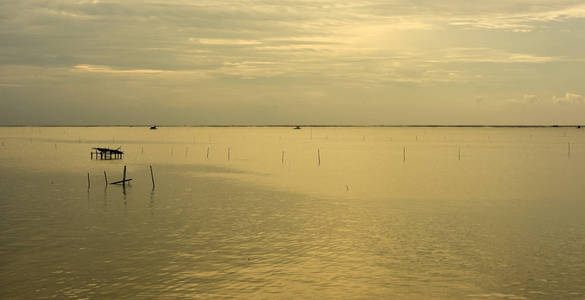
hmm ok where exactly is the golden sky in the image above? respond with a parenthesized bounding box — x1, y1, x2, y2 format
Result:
(1, 0, 584, 125)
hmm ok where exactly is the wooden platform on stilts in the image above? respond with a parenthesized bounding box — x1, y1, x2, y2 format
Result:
(91, 147, 124, 160)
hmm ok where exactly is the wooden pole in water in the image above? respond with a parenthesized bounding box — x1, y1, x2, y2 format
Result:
(104, 171, 108, 185)
(227, 148, 230, 161)
(458, 146, 461, 161)
(568, 142, 571, 158)
(282, 151, 285, 165)
(123, 165, 127, 187)
(87, 172, 90, 189)
(318, 148, 321, 166)
(403, 147, 406, 162)
(150, 165, 155, 189)
(206, 147, 210, 159)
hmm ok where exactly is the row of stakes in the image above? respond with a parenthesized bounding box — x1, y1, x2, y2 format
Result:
(87, 165, 155, 190)
(2, 131, 582, 149)
(88, 145, 458, 188)
(171, 142, 577, 163)
(89, 142, 578, 189)
(162, 146, 467, 165)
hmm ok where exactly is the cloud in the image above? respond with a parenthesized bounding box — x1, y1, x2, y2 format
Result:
(354, 1, 585, 32)
(427, 48, 559, 64)
(194, 38, 262, 46)
(0, 83, 23, 87)
(509, 94, 540, 104)
(552, 92, 585, 104)
(255, 44, 333, 51)
(446, 3, 585, 32)
(72, 64, 167, 74)
(36, 7, 99, 20)
(214, 61, 285, 79)
(523, 94, 539, 103)
(450, 20, 533, 32)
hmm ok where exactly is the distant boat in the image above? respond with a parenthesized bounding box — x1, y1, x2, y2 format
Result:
(150, 125, 157, 130)
(293, 126, 301, 130)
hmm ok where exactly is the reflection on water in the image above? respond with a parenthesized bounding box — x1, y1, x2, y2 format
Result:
(1, 127, 585, 299)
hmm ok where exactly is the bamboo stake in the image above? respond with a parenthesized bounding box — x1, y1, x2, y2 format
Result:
(110, 178, 132, 185)
(403, 147, 406, 162)
(206, 147, 210, 159)
(123, 165, 127, 187)
(458, 146, 461, 161)
(568, 142, 571, 158)
(150, 165, 155, 189)
(104, 171, 108, 185)
(87, 172, 90, 189)
(282, 151, 285, 165)
(318, 148, 321, 166)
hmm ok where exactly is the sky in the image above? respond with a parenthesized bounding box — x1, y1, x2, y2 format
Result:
(1, 0, 584, 125)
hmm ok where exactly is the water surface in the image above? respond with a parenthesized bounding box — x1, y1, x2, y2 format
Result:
(1, 127, 584, 299)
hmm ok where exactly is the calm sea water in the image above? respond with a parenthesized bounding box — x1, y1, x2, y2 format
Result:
(1, 127, 584, 299)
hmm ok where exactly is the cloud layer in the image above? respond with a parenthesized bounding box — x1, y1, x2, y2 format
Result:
(1, 0, 584, 124)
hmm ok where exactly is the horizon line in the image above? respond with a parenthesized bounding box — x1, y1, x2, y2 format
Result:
(0, 124, 583, 128)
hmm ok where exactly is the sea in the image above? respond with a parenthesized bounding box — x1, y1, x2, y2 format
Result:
(1, 126, 584, 299)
